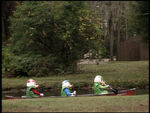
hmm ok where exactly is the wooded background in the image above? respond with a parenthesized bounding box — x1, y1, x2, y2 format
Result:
(2, 1, 149, 77)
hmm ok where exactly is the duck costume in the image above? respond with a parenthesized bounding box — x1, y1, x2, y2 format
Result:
(26, 79, 44, 98)
(94, 75, 109, 95)
(61, 80, 76, 97)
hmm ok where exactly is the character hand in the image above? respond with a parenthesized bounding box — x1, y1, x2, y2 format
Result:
(105, 85, 109, 87)
(73, 91, 76, 95)
(71, 91, 76, 96)
(101, 81, 105, 85)
(71, 93, 75, 96)
(40, 93, 44, 97)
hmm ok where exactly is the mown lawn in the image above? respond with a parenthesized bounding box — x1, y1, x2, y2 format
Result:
(2, 94, 149, 112)
(2, 61, 149, 89)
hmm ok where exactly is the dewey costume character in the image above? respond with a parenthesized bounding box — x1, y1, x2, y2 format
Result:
(61, 80, 76, 97)
(26, 79, 44, 98)
(94, 75, 109, 95)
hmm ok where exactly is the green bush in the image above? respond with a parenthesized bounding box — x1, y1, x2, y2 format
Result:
(2, 46, 14, 74)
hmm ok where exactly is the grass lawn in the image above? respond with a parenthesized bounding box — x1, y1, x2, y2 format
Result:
(2, 61, 149, 89)
(2, 94, 149, 112)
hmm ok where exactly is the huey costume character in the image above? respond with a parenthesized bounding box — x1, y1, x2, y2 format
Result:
(26, 79, 44, 98)
(61, 80, 76, 97)
(94, 75, 109, 94)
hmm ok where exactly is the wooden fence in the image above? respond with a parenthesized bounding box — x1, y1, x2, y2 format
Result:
(117, 38, 149, 61)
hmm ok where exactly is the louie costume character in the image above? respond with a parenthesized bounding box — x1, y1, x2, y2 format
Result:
(94, 75, 109, 95)
(26, 79, 44, 98)
(61, 80, 76, 97)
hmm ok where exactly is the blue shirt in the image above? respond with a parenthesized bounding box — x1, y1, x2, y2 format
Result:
(64, 88, 72, 96)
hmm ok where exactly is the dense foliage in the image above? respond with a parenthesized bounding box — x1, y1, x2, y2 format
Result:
(3, 1, 101, 76)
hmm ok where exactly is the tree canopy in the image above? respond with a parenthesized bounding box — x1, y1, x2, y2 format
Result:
(3, 1, 101, 76)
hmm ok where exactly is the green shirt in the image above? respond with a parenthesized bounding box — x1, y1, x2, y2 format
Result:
(26, 86, 40, 98)
(94, 82, 108, 95)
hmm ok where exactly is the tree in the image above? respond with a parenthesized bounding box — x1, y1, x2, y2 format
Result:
(3, 1, 101, 76)
(93, 1, 121, 61)
(88, 1, 137, 60)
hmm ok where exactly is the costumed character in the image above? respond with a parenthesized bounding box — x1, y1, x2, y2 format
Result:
(94, 75, 109, 94)
(26, 79, 44, 98)
(61, 80, 76, 97)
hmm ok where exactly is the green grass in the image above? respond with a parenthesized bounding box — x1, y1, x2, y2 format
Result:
(2, 61, 149, 89)
(2, 94, 149, 112)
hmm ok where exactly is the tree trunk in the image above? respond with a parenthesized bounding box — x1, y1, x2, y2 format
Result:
(110, 26, 114, 61)
(2, 16, 5, 43)
(125, 17, 128, 40)
(109, 12, 114, 61)
(116, 19, 120, 61)
(2, 1, 19, 43)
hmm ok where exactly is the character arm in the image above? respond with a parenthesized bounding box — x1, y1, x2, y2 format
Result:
(31, 88, 41, 96)
(99, 84, 108, 89)
(64, 88, 72, 96)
